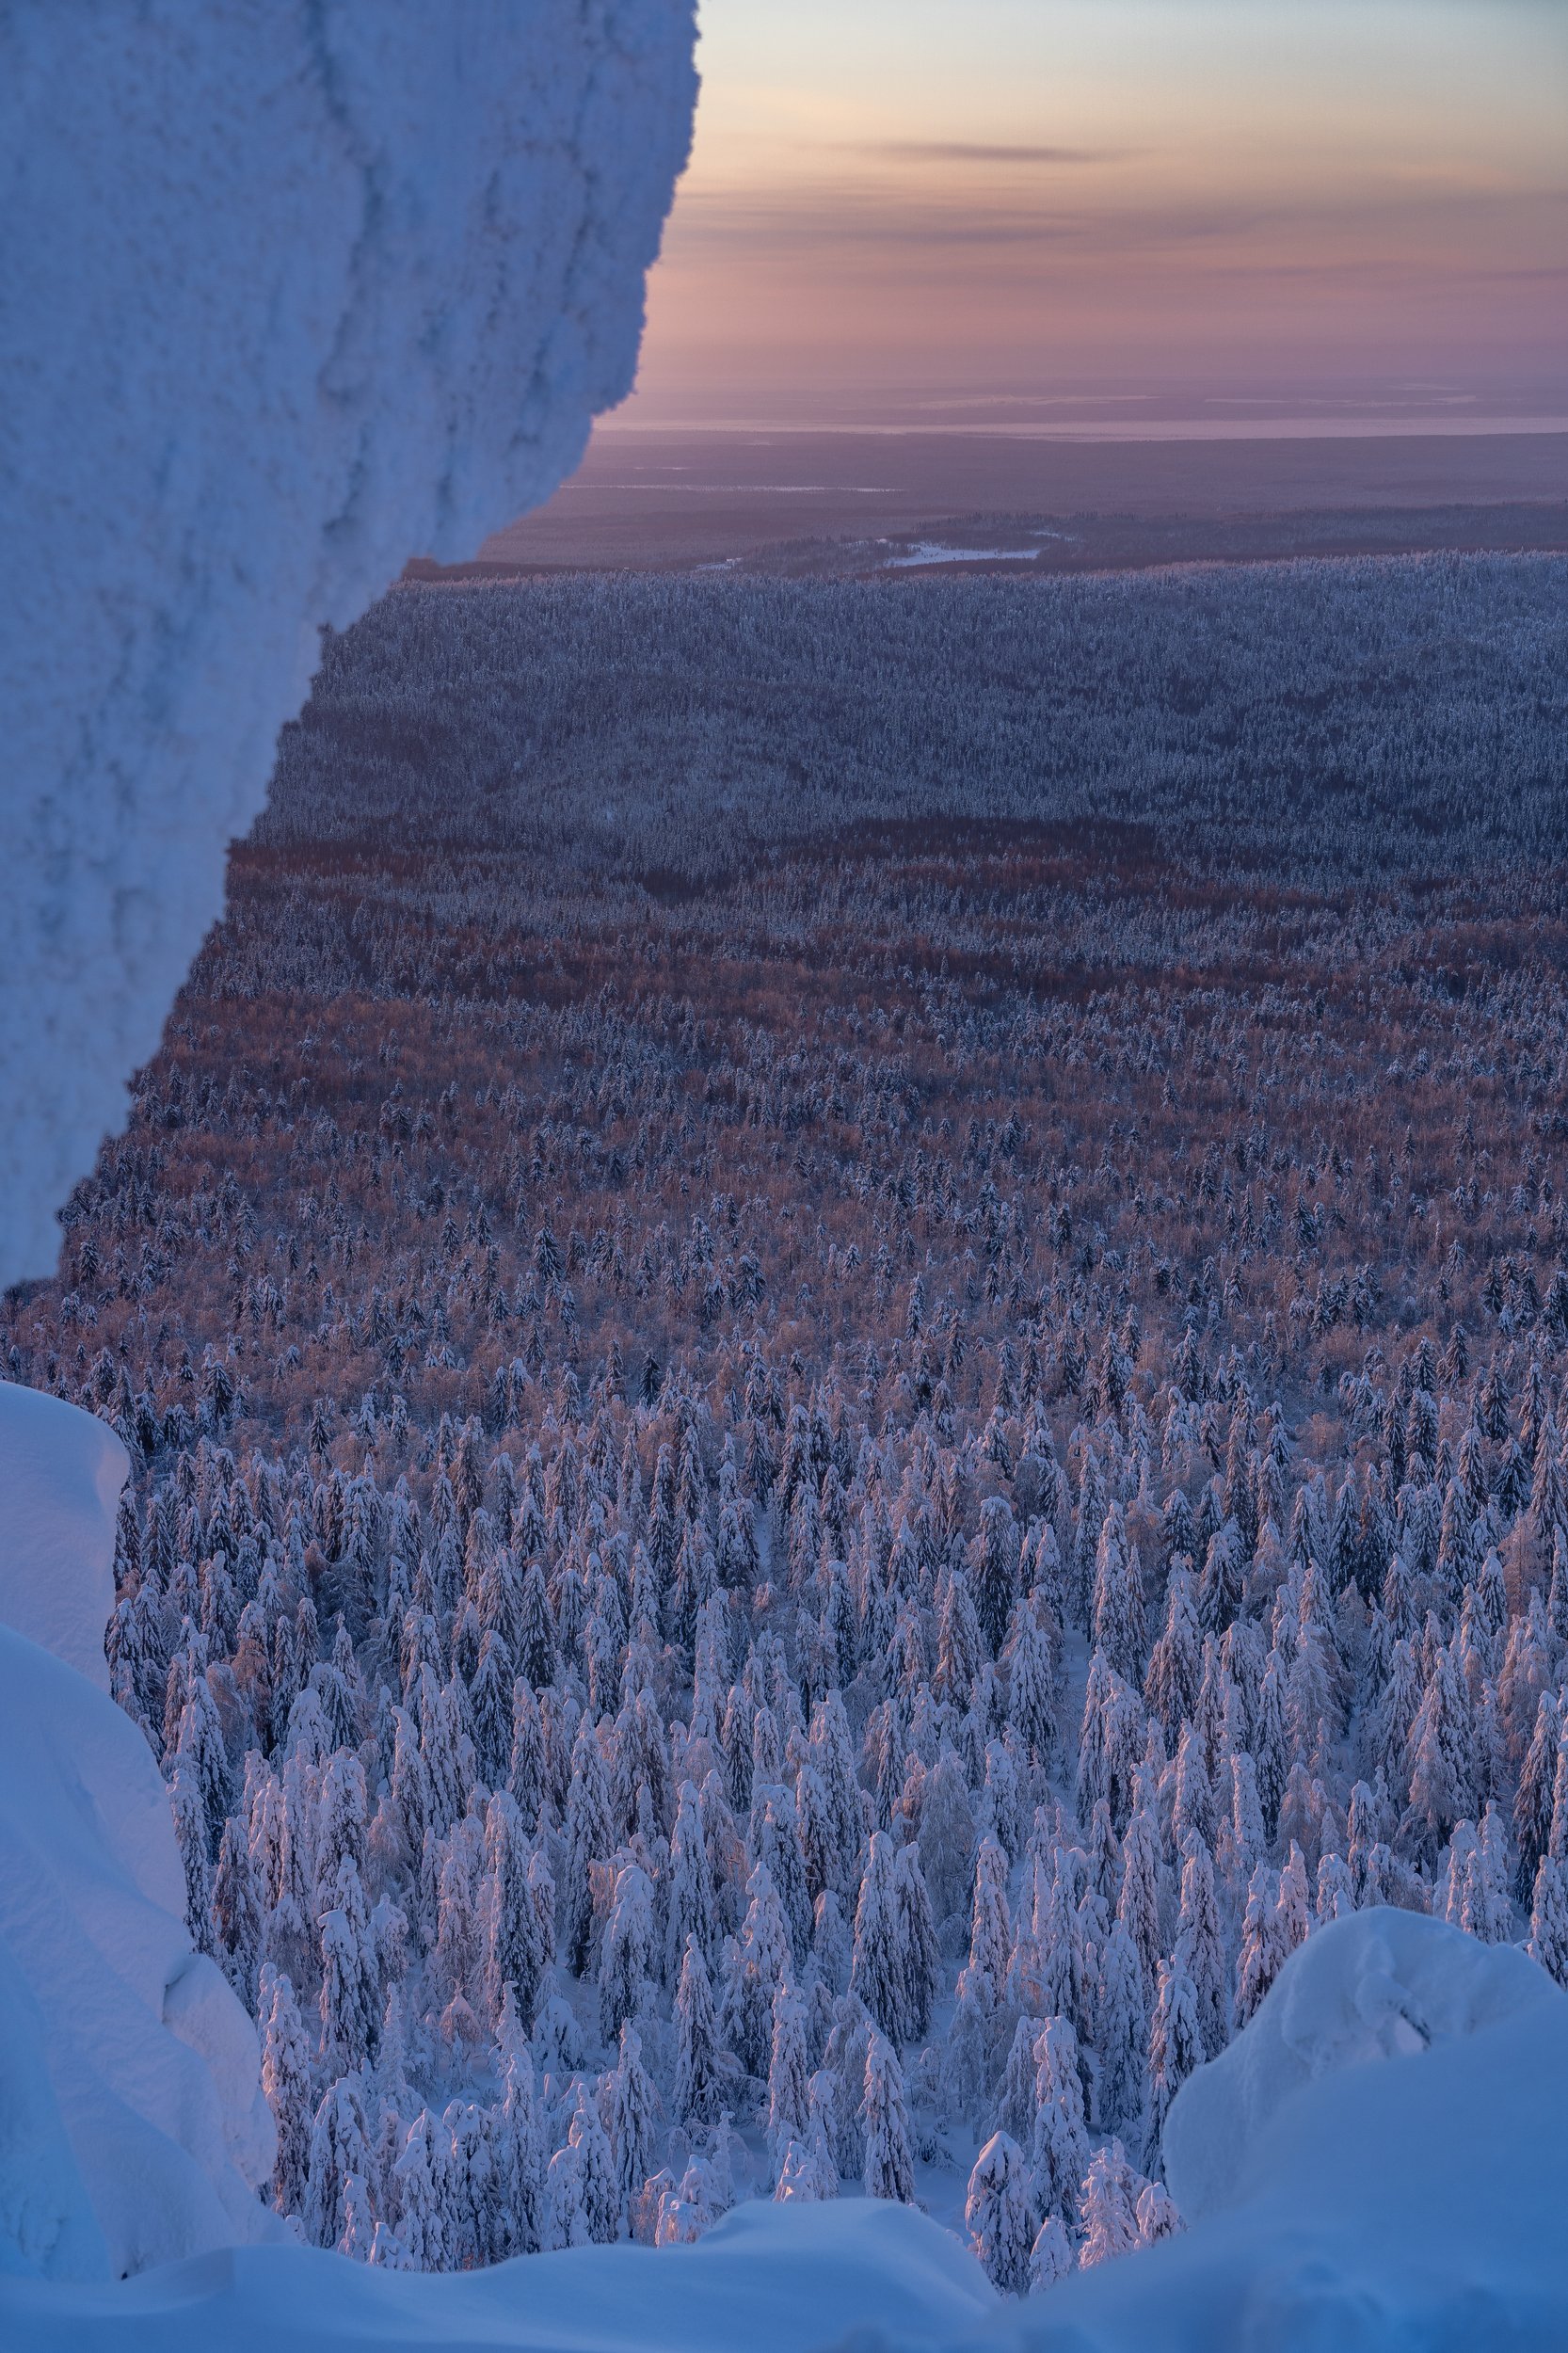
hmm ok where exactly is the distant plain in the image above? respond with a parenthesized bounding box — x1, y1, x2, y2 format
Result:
(446, 429, 1568, 579)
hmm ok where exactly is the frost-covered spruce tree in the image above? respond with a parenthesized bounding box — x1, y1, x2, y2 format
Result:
(1274, 1840, 1313, 1961)
(1401, 1633, 1476, 1863)
(1115, 1802, 1162, 2008)
(1175, 1833, 1226, 2062)
(1029, 2213, 1075, 2292)
(445, 2098, 503, 2269)
(1078, 2140, 1144, 2269)
(600, 1859, 655, 2041)
(666, 1779, 716, 1977)
(916, 1742, 979, 1927)
(997, 2010, 1047, 2143)
(304, 2073, 373, 2252)
(893, 1841, 937, 2041)
(970, 1494, 1020, 1657)
(496, 2013, 545, 2254)
(861, 2030, 915, 2203)
(851, 1831, 904, 2041)
(259, 1962, 312, 2221)
(392, 2111, 452, 2272)
(969, 1832, 1012, 1992)
(766, 1981, 811, 2157)
(774, 2133, 837, 2202)
(608, 2024, 659, 2222)
(1172, 1721, 1216, 1854)
(214, 1814, 264, 2010)
(1529, 1852, 1568, 1987)
(1005, 1597, 1056, 1768)
(1513, 1691, 1560, 1902)
(1144, 1563, 1201, 1740)
(1147, 1954, 1202, 2176)
(545, 2131, 590, 2251)
(482, 1788, 546, 2034)
(569, 2079, 619, 2245)
(338, 2169, 375, 2262)
(1234, 1863, 1285, 2027)
(1219, 1749, 1266, 1900)
(674, 1934, 724, 2126)
(168, 1760, 216, 1956)
(1463, 1802, 1514, 1944)
(1030, 2016, 1089, 2231)
(805, 2067, 842, 2196)
(965, 2131, 1034, 2295)
(728, 1858, 792, 2075)
(563, 1715, 613, 1972)
(319, 1854, 379, 2077)
(1091, 1503, 1146, 1682)
(1095, 1919, 1148, 2141)
(759, 1785, 812, 1974)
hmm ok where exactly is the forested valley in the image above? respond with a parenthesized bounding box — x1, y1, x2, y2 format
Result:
(9, 552, 1568, 2287)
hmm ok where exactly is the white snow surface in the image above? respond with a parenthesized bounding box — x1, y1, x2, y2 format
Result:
(0, 1382, 126, 1690)
(0, 1384, 280, 2281)
(0, 0, 696, 1288)
(0, 2196, 995, 2353)
(973, 1909, 1568, 2352)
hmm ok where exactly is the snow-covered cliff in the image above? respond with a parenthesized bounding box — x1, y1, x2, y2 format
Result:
(0, 1385, 280, 2280)
(0, 0, 696, 1289)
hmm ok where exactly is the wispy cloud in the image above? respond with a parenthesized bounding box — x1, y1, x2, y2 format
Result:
(824, 141, 1131, 167)
(673, 179, 1566, 265)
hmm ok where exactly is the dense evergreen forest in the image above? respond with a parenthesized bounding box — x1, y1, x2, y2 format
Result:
(9, 553, 1568, 2284)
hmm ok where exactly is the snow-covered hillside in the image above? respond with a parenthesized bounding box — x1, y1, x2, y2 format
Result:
(0, 0, 696, 1289)
(0, 2196, 995, 2353)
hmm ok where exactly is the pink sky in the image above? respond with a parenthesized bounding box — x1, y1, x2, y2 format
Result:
(611, 0, 1568, 430)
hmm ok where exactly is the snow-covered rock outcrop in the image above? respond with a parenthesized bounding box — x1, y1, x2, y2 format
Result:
(0, 1385, 280, 2280)
(0, 0, 696, 1289)
(980, 1908, 1568, 2351)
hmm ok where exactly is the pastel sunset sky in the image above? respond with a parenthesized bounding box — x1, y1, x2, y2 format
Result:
(612, 0, 1568, 430)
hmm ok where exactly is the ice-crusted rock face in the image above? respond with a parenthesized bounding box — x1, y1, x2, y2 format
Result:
(0, 0, 696, 1289)
(0, 1384, 280, 2280)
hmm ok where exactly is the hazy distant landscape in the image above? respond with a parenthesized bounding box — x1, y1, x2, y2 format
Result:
(456, 428, 1568, 576)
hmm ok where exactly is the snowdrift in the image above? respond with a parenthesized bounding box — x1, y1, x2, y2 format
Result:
(0, 1384, 280, 2280)
(0, 1380, 126, 1690)
(975, 1907, 1568, 2352)
(0, 2196, 995, 2353)
(0, 1, 697, 1288)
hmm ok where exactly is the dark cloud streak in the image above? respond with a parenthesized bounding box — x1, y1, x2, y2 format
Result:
(821, 140, 1133, 166)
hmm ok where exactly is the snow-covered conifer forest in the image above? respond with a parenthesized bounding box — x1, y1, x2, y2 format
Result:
(8, 552, 1568, 2290)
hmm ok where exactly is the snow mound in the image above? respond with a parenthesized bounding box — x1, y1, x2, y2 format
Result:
(0, 0, 696, 1287)
(0, 1385, 280, 2280)
(973, 1909, 1568, 2351)
(0, 2194, 996, 2353)
(0, 1382, 127, 1690)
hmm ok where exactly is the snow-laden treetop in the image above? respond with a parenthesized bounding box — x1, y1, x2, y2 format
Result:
(0, 0, 696, 1289)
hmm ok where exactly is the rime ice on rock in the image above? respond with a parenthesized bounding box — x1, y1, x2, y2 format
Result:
(0, 1, 696, 1289)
